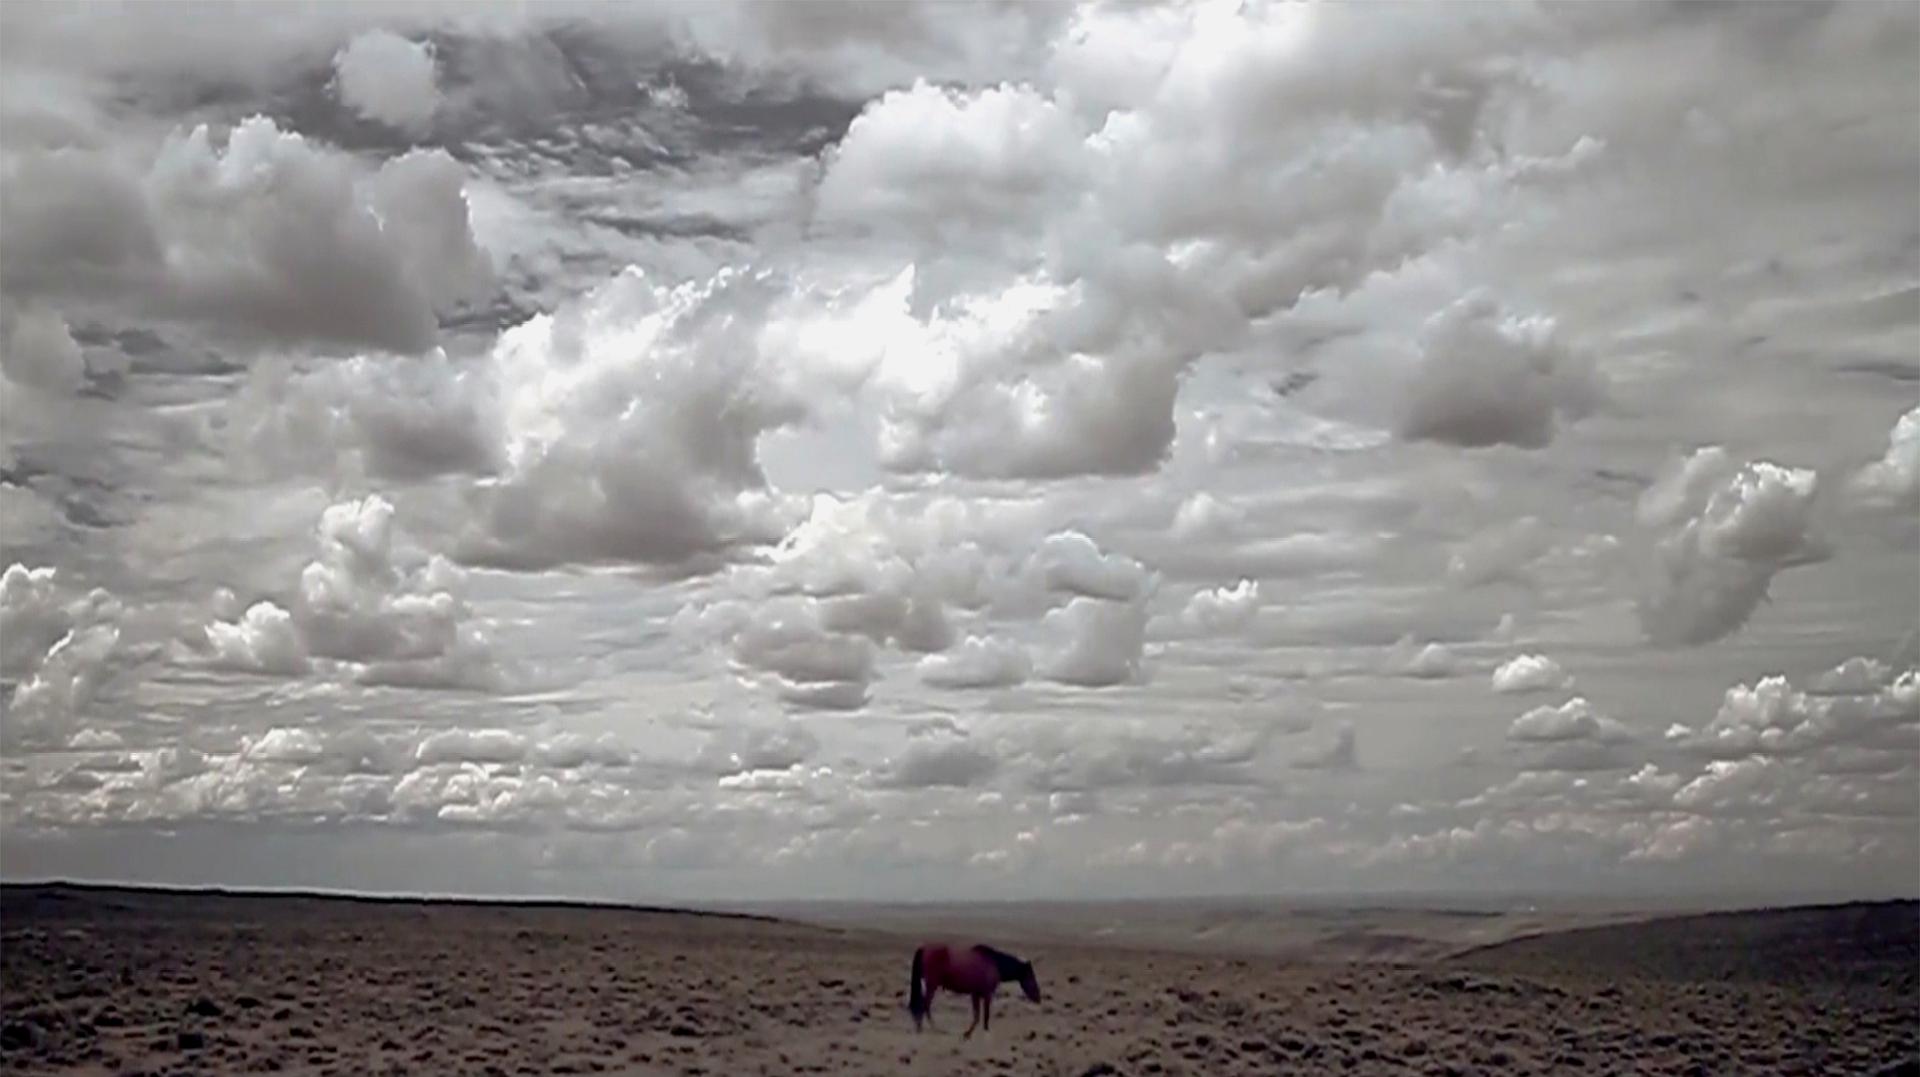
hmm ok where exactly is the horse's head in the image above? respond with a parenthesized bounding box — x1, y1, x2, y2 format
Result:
(1017, 960, 1042, 1003)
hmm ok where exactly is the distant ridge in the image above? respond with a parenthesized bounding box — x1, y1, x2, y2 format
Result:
(1453, 899, 1919, 988)
(0, 880, 793, 926)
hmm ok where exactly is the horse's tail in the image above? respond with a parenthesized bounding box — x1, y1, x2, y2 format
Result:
(908, 947, 927, 1029)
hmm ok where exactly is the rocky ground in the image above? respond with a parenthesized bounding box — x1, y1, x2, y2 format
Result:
(2, 885, 1914, 1076)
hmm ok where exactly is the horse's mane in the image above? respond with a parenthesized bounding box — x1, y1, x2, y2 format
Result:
(971, 943, 1028, 980)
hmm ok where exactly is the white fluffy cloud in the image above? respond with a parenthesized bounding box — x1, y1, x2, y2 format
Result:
(0, 565, 128, 749)
(1668, 668, 1917, 762)
(1510, 697, 1635, 744)
(333, 29, 441, 133)
(1508, 696, 1637, 771)
(1042, 597, 1147, 688)
(1178, 578, 1262, 635)
(1396, 293, 1600, 449)
(193, 495, 501, 690)
(1491, 653, 1573, 695)
(918, 635, 1031, 690)
(1848, 405, 1919, 516)
(1635, 448, 1828, 646)
(874, 735, 999, 789)
(727, 598, 876, 711)
(456, 269, 800, 571)
(1402, 640, 1459, 679)
(0, 116, 491, 354)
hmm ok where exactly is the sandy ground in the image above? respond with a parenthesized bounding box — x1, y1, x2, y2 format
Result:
(2, 885, 1914, 1076)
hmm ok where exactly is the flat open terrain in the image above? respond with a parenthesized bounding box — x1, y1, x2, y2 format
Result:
(2, 885, 1914, 1076)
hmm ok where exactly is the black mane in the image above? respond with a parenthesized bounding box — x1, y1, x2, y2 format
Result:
(972, 944, 1028, 979)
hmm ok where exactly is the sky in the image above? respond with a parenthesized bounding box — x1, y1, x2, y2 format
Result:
(0, 0, 1915, 905)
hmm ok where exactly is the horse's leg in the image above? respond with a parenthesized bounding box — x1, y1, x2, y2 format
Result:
(963, 995, 979, 1039)
(924, 985, 938, 1029)
(982, 993, 991, 1032)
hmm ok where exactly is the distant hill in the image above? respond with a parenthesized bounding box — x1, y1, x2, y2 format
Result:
(1455, 900, 1919, 992)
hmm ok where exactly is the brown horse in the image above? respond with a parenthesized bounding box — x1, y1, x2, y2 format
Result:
(908, 942, 1042, 1037)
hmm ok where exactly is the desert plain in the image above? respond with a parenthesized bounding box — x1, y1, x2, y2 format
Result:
(1, 884, 1914, 1076)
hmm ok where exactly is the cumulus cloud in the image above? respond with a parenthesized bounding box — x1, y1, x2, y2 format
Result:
(0, 564, 132, 750)
(1179, 578, 1262, 635)
(918, 635, 1030, 690)
(874, 736, 998, 789)
(1848, 405, 1919, 518)
(193, 495, 502, 690)
(1018, 721, 1267, 792)
(202, 599, 309, 677)
(1508, 697, 1637, 771)
(1042, 597, 1147, 688)
(0, 116, 492, 354)
(1395, 293, 1601, 449)
(1033, 530, 1152, 602)
(1809, 656, 1893, 696)
(1509, 697, 1635, 744)
(726, 598, 875, 711)
(1668, 670, 1918, 761)
(333, 29, 442, 133)
(1491, 653, 1573, 695)
(1401, 640, 1460, 679)
(1635, 448, 1829, 646)
(456, 269, 801, 571)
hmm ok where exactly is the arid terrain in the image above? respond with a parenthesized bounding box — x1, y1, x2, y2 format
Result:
(2, 885, 1914, 1076)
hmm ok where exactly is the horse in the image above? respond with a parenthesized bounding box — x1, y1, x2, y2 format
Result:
(907, 942, 1042, 1037)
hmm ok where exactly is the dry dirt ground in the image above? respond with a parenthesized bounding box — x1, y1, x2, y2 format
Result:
(1, 885, 1914, 1076)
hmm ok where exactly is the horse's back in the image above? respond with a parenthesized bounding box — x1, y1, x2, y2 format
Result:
(917, 941, 999, 994)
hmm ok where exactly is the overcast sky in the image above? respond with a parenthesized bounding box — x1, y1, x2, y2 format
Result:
(1, 0, 1915, 905)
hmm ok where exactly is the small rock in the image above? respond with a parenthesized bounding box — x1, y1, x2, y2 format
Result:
(186, 997, 223, 1018)
(178, 1030, 206, 1050)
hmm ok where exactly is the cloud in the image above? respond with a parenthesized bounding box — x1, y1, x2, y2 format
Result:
(333, 29, 442, 133)
(1017, 720, 1268, 792)
(1491, 653, 1573, 695)
(414, 728, 528, 766)
(1293, 722, 1357, 771)
(1848, 404, 1919, 518)
(0, 116, 492, 354)
(696, 722, 819, 777)
(814, 80, 1086, 243)
(1509, 697, 1636, 744)
(1402, 640, 1460, 679)
(1178, 578, 1262, 635)
(726, 598, 875, 711)
(202, 600, 310, 677)
(1448, 516, 1552, 589)
(1395, 293, 1601, 449)
(1041, 596, 1147, 688)
(1, 565, 131, 750)
(1809, 656, 1893, 696)
(191, 495, 502, 690)
(874, 736, 998, 789)
(918, 635, 1031, 690)
(455, 268, 802, 571)
(1634, 448, 1828, 646)
(1033, 529, 1151, 602)
(1668, 670, 1918, 761)
(0, 304, 85, 394)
